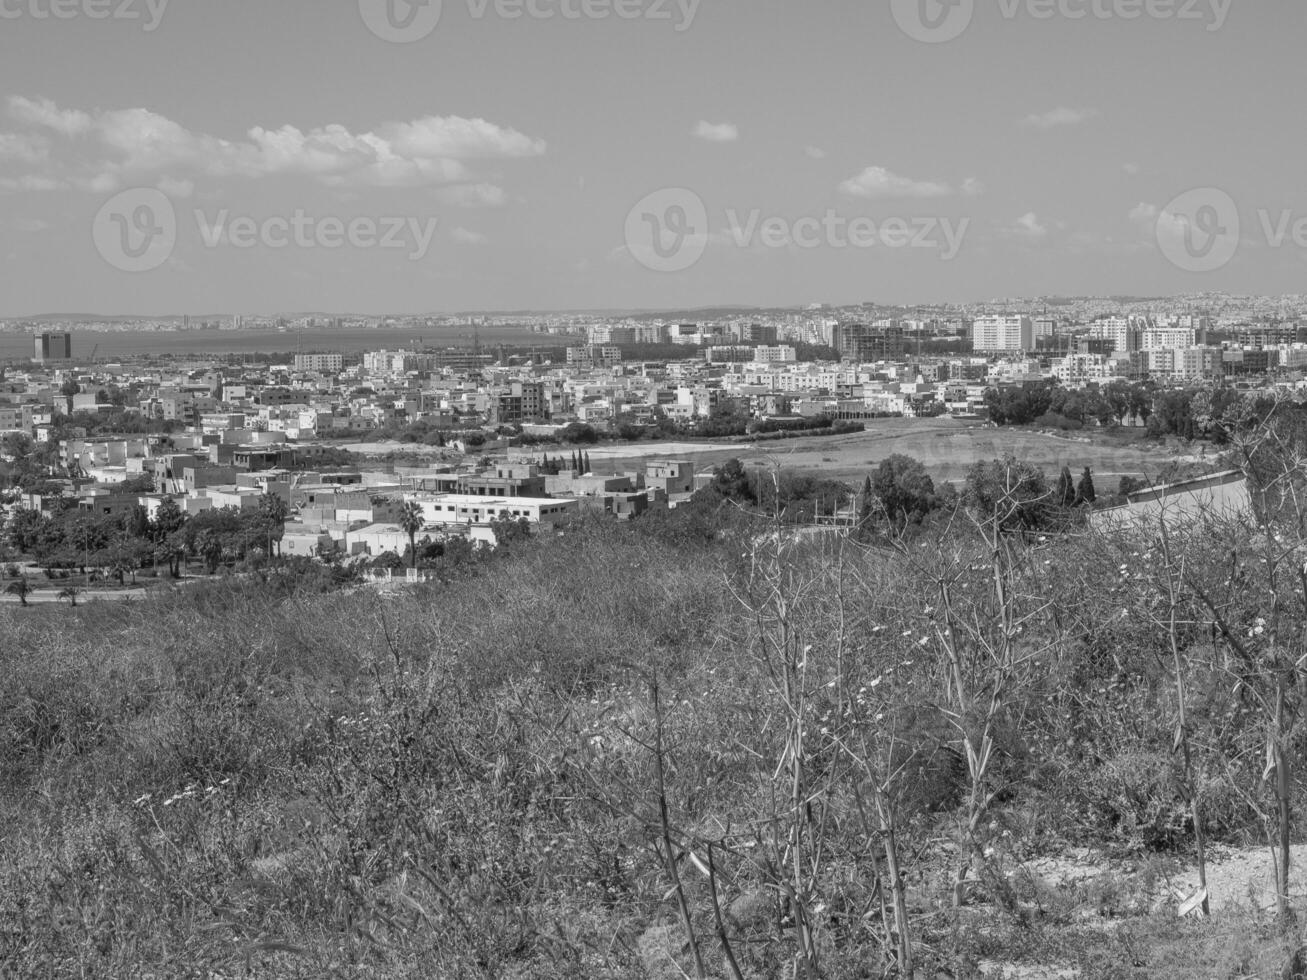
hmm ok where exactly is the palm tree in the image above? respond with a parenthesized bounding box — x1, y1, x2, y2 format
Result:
(58, 586, 80, 607)
(399, 501, 425, 569)
(5, 577, 31, 607)
(198, 529, 224, 575)
(259, 491, 289, 558)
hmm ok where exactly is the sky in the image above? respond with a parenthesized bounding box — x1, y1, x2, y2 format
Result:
(0, 0, 1305, 315)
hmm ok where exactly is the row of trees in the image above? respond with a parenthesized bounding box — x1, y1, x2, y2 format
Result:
(4, 490, 290, 581)
(985, 379, 1304, 447)
(984, 380, 1154, 428)
(702, 452, 1131, 540)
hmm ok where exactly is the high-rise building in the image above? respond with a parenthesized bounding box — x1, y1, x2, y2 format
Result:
(832, 322, 904, 361)
(1089, 316, 1143, 354)
(33, 332, 73, 363)
(972, 316, 1033, 353)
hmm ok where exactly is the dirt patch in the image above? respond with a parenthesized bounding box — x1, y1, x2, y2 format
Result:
(1025, 844, 1307, 916)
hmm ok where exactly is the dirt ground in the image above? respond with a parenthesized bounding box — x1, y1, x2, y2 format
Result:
(338, 420, 1201, 490)
(1029, 843, 1307, 917)
(596, 419, 1196, 487)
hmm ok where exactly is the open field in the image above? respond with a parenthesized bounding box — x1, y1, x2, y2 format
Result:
(593, 418, 1202, 486)
(337, 420, 1206, 489)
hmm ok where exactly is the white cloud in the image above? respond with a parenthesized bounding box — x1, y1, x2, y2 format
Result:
(838, 166, 966, 200)
(694, 120, 739, 143)
(380, 116, 546, 160)
(961, 177, 985, 197)
(0, 132, 49, 165)
(1021, 107, 1100, 129)
(434, 183, 508, 208)
(1014, 212, 1047, 238)
(1123, 162, 1140, 175)
(1, 96, 546, 192)
(804, 145, 827, 160)
(158, 176, 195, 199)
(8, 96, 91, 136)
(451, 227, 488, 245)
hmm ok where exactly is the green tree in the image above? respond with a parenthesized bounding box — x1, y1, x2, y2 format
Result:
(490, 516, 532, 547)
(1117, 475, 1147, 499)
(119, 473, 156, 495)
(1076, 466, 1097, 505)
(197, 529, 225, 574)
(868, 455, 937, 530)
(259, 491, 289, 558)
(125, 503, 151, 540)
(151, 497, 186, 542)
(710, 458, 756, 506)
(964, 455, 1052, 532)
(399, 501, 425, 569)
(5, 576, 31, 606)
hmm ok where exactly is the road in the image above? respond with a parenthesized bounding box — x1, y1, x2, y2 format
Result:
(0, 587, 149, 605)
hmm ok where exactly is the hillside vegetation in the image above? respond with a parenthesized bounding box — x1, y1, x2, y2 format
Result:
(5, 416, 1307, 978)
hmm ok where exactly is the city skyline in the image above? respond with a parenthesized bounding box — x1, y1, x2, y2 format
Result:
(2, 1, 1305, 314)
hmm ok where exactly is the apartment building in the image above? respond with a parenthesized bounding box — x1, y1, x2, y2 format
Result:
(972, 316, 1034, 353)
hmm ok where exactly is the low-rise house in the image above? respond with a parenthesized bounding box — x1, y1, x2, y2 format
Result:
(409, 493, 577, 527)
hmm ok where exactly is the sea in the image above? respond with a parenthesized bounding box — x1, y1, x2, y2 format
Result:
(0, 325, 546, 363)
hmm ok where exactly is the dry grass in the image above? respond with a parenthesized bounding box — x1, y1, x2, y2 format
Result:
(595, 419, 1179, 485)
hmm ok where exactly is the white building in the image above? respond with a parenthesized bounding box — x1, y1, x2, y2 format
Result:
(753, 346, 798, 364)
(409, 493, 578, 527)
(1090, 316, 1144, 353)
(1052, 354, 1112, 386)
(1143, 328, 1198, 351)
(973, 315, 1034, 353)
(293, 354, 344, 373)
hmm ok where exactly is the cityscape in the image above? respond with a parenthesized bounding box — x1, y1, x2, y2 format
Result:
(6, 3, 1307, 979)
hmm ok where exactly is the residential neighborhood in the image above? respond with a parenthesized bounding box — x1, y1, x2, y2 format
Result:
(4, 300, 1307, 581)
